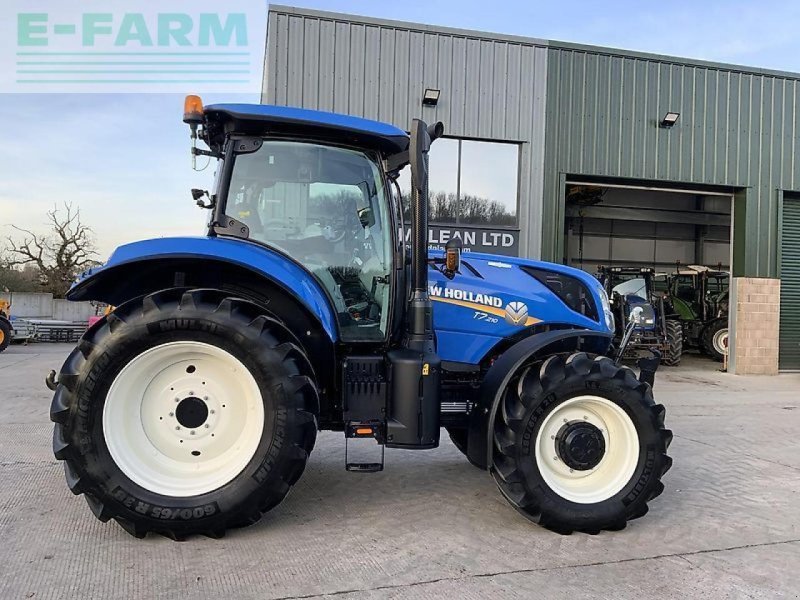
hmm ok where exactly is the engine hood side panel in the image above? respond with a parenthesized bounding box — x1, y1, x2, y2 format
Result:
(429, 252, 610, 364)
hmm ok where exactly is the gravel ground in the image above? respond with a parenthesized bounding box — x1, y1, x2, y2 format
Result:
(1, 343, 799, 599)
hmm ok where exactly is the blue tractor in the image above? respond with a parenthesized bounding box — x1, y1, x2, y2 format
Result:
(48, 98, 672, 539)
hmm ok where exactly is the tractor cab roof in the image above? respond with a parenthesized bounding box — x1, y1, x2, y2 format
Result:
(674, 265, 729, 276)
(203, 103, 409, 156)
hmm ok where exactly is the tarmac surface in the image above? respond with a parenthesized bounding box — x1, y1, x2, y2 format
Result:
(1, 343, 799, 599)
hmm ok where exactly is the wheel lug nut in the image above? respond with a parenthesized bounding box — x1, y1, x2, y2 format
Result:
(204, 424, 210, 428)
(203, 396, 208, 401)
(583, 415, 589, 420)
(169, 412, 174, 417)
(553, 456, 559, 461)
(175, 398, 180, 403)
(190, 431, 196, 435)
(210, 409, 215, 415)
(189, 391, 194, 395)
(175, 426, 180, 431)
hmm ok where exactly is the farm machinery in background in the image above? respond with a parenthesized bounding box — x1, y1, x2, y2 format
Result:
(662, 264, 730, 361)
(0, 298, 11, 353)
(595, 267, 683, 367)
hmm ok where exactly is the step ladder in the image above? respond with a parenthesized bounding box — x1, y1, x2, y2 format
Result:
(344, 421, 385, 472)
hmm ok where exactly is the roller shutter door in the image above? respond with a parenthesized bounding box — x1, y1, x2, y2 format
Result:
(780, 197, 800, 370)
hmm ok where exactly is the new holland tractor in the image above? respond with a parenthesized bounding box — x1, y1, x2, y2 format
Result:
(48, 98, 672, 539)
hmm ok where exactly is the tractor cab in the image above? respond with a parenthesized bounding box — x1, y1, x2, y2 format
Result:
(189, 102, 411, 343)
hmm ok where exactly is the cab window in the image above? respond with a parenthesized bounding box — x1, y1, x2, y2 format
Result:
(227, 141, 393, 341)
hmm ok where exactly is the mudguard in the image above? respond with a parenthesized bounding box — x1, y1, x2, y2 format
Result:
(68, 236, 339, 342)
(465, 329, 614, 469)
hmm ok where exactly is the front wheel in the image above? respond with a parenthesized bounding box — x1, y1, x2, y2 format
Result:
(491, 352, 672, 533)
(662, 319, 683, 366)
(50, 289, 319, 539)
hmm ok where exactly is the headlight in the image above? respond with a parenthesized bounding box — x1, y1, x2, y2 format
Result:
(597, 284, 614, 331)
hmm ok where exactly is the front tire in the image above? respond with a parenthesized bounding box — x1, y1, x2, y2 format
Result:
(662, 319, 683, 367)
(445, 427, 483, 469)
(50, 289, 319, 539)
(491, 352, 672, 533)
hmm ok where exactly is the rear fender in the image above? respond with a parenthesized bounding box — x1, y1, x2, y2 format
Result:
(69, 237, 338, 342)
(465, 329, 613, 469)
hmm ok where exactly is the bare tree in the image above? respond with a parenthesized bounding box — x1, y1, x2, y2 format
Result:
(6, 203, 99, 297)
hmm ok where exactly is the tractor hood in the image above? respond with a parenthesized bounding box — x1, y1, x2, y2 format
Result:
(427, 250, 614, 364)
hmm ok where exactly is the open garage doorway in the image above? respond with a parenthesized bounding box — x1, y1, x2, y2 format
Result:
(563, 178, 733, 368)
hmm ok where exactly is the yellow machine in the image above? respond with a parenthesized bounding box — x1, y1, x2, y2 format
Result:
(0, 298, 12, 353)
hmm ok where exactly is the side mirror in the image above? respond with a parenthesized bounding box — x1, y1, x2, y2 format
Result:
(358, 206, 375, 228)
(444, 237, 463, 279)
(628, 306, 645, 326)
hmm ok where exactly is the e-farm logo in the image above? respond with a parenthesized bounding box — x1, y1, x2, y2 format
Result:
(18, 13, 248, 48)
(5, 4, 264, 93)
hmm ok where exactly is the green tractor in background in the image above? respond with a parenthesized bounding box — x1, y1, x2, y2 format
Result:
(663, 265, 729, 362)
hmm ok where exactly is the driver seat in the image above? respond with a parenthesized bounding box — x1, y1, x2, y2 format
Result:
(358, 256, 387, 309)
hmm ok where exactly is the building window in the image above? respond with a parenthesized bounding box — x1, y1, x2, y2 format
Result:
(398, 138, 519, 228)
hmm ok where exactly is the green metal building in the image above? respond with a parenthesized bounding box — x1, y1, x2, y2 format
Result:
(263, 5, 800, 371)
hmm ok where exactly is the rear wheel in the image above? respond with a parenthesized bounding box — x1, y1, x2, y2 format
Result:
(50, 289, 319, 539)
(662, 320, 683, 366)
(491, 352, 672, 533)
(0, 319, 10, 353)
(702, 319, 728, 362)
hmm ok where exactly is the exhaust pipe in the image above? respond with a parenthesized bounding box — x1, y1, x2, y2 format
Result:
(406, 118, 443, 346)
(386, 118, 444, 450)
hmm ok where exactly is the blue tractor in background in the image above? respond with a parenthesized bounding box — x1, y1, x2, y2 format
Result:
(596, 267, 683, 367)
(48, 98, 671, 539)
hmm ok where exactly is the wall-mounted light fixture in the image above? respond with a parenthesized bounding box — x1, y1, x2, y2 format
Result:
(422, 88, 440, 107)
(660, 112, 680, 128)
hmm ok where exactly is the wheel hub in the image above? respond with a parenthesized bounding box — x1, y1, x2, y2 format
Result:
(103, 341, 265, 497)
(555, 421, 606, 471)
(175, 396, 209, 429)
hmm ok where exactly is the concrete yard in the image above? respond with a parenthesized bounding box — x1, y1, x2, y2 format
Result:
(1, 344, 799, 599)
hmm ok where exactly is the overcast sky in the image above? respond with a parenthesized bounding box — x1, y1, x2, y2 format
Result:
(2, 0, 800, 258)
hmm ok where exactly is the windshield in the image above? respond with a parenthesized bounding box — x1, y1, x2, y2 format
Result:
(612, 277, 647, 299)
(226, 140, 393, 341)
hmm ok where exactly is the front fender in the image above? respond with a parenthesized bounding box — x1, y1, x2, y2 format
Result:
(465, 329, 614, 469)
(69, 236, 339, 342)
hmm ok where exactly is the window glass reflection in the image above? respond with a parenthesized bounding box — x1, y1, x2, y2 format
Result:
(396, 138, 519, 227)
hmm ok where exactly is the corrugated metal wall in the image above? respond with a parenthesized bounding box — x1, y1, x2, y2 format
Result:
(542, 46, 800, 277)
(263, 6, 549, 257)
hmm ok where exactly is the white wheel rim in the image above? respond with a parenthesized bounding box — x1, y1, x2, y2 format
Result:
(103, 341, 265, 497)
(534, 395, 640, 504)
(713, 328, 729, 355)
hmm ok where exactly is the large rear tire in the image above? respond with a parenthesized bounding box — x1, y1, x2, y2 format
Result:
(662, 319, 683, 367)
(50, 289, 319, 539)
(491, 352, 672, 534)
(702, 319, 728, 362)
